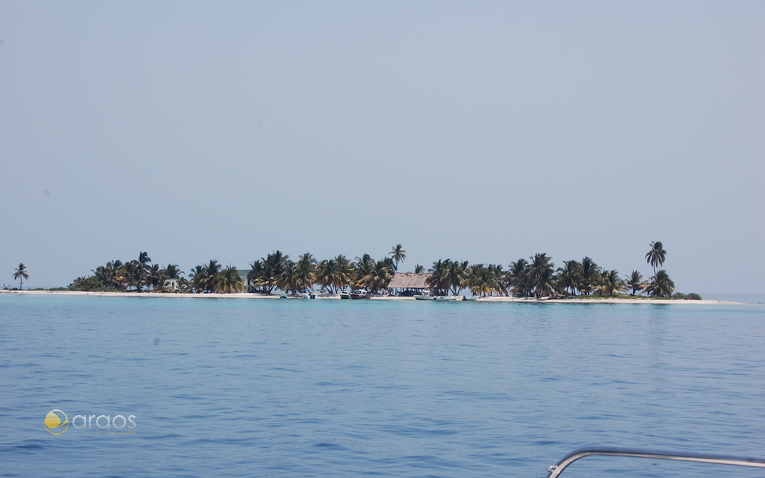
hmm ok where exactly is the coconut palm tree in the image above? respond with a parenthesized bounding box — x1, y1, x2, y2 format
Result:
(123, 260, 143, 291)
(528, 253, 555, 298)
(556, 260, 582, 296)
(625, 270, 646, 296)
(316, 258, 337, 292)
(426, 259, 449, 295)
(147, 264, 163, 290)
(506, 258, 532, 297)
(278, 260, 299, 294)
(645, 241, 667, 274)
(466, 264, 504, 296)
(13, 264, 29, 289)
(295, 253, 317, 291)
(487, 264, 506, 295)
(578, 257, 601, 296)
(646, 270, 675, 298)
(389, 244, 407, 271)
(354, 254, 375, 287)
(203, 260, 222, 292)
(414, 264, 425, 273)
(248, 251, 289, 293)
(93, 260, 126, 290)
(444, 260, 469, 296)
(189, 265, 207, 293)
(216, 266, 245, 293)
(162, 264, 183, 279)
(361, 260, 394, 293)
(137, 251, 152, 290)
(597, 270, 626, 296)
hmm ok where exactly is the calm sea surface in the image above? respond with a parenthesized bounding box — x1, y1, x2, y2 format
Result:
(1, 295, 763, 478)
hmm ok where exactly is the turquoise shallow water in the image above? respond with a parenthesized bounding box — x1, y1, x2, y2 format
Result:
(1, 295, 763, 477)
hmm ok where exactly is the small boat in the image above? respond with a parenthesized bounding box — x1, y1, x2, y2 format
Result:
(414, 294, 435, 300)
(350, 289, 371, 299)
(340, 292, 351, 299)
(435, 295, 458, 301)
(463, 295, 479, 301)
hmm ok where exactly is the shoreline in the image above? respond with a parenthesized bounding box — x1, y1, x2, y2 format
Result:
(0, 290, 741, 304)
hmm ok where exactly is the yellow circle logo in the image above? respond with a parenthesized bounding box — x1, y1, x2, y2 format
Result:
(44, 409, 68, 435)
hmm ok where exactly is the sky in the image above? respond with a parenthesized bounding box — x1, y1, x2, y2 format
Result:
(1, 1, 763, 293)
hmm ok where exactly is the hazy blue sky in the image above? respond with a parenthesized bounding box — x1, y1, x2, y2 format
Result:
(1, 1, 763, 293)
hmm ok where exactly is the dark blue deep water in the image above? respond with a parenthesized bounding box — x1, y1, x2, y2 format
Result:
(1, 295, 763, 477)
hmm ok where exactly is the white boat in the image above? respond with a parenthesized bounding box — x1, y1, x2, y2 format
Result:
(350, 289, 371, 299)
(414, 294, 435, 300)
(463, 295, 479, 301)
(434, 295, 458, 301)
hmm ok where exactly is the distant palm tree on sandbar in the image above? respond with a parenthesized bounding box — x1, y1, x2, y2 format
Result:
(13, 263, 29, 290)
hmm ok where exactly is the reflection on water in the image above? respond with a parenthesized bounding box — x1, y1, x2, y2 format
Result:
(0, 295, 763, 477)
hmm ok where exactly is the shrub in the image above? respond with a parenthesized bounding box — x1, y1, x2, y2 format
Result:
(68, 276, 117, 292)
(672, 292, 687, 300)
(685, 293, 702, 300)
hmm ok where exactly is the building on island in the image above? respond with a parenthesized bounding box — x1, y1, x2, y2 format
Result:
(386, 273, 431, 296)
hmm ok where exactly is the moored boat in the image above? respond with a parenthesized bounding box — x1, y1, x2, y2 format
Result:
(414, 294, 435, 300)
(350, 289, 371, 299)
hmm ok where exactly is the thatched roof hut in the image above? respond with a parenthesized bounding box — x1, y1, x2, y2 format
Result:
(387, 273, 430, 290)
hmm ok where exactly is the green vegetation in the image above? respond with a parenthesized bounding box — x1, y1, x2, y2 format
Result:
(13, 263, 29, 290)
(59, 241, 698, 299)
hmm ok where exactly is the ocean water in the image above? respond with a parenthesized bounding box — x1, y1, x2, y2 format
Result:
(1, 295, 763, 478)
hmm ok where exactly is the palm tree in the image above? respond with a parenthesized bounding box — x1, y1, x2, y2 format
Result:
(248, 251, 289, 293)
(316, 258, 337, 293)
(123, 260, 143, 291)
(625, 270, 646, 296)
(204, 260, 222, 292)
(162, 264, 183, 279)
(295, 253, 317, 291)
(445, 260, 468, 296)
(13, 264, 29, 289)
(529, 253, 555, 298)
(216, 266, 245, 293)
(278, 260, 299, 294)
(506, 258, 532, 297)
(414, 264, 425, 274)
(556, 260, 582, 296)
(529, 253, 555, 299)
(645, 241, 667, 274)
(487, 264, 506, 295)
(389, 244, 407, 271)
(646, 270, 675, 298)
(361, 260, 394, 293)
(597, 270, 626, 296)
(189, 265, 207, 293)
(466, 264, 503, 296)
(93, 260, 126, 290)
(147, 264, 163, 290)
(578, 257, 601, 296)
(137, 252, 152, 291)
(426, 259, 449, 295)
(354, 254, 375, 287)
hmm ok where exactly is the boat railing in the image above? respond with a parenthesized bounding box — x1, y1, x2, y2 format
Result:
(547, 446, 765, 478)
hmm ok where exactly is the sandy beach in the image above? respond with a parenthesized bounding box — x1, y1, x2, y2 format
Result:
(0, 290, 739, 304)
